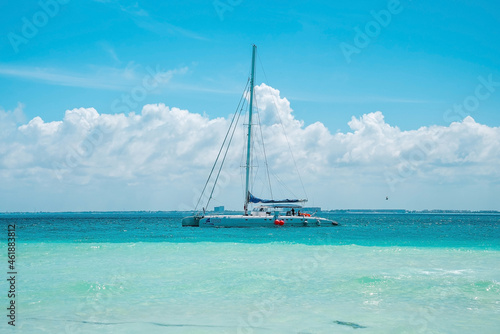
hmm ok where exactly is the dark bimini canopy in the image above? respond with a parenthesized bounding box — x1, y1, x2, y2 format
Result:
(248, 192, 306, 204)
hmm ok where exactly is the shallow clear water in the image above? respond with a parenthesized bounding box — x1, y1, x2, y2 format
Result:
(1, 212, 499, 333)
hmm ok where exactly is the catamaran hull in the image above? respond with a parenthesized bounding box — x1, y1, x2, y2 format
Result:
(182, 215, 338, 227)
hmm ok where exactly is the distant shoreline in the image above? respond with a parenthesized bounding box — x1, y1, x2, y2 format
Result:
(1, 210, 499, 215)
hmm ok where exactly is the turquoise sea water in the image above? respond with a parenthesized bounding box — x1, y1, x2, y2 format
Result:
(1, 212, 499, 333)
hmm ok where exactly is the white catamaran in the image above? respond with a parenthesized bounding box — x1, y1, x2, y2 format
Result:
(182, 45, 338, 227)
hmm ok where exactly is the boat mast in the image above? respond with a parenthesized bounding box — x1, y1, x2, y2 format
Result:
(244, 44, 257, 215)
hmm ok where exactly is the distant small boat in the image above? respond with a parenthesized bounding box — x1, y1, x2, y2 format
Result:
(182, 45, 338, 228)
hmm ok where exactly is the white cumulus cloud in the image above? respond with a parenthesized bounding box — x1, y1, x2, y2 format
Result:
(1, 84, 499, 211)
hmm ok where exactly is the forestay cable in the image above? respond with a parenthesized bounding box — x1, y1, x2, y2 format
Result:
(194, 78, 250, 212)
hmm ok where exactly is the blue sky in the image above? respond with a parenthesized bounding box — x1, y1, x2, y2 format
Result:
(1, 0, 500, 211)
(2, 0, 499, 130)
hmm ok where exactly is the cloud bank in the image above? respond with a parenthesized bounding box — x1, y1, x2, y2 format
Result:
(1, 84, 499, 211)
